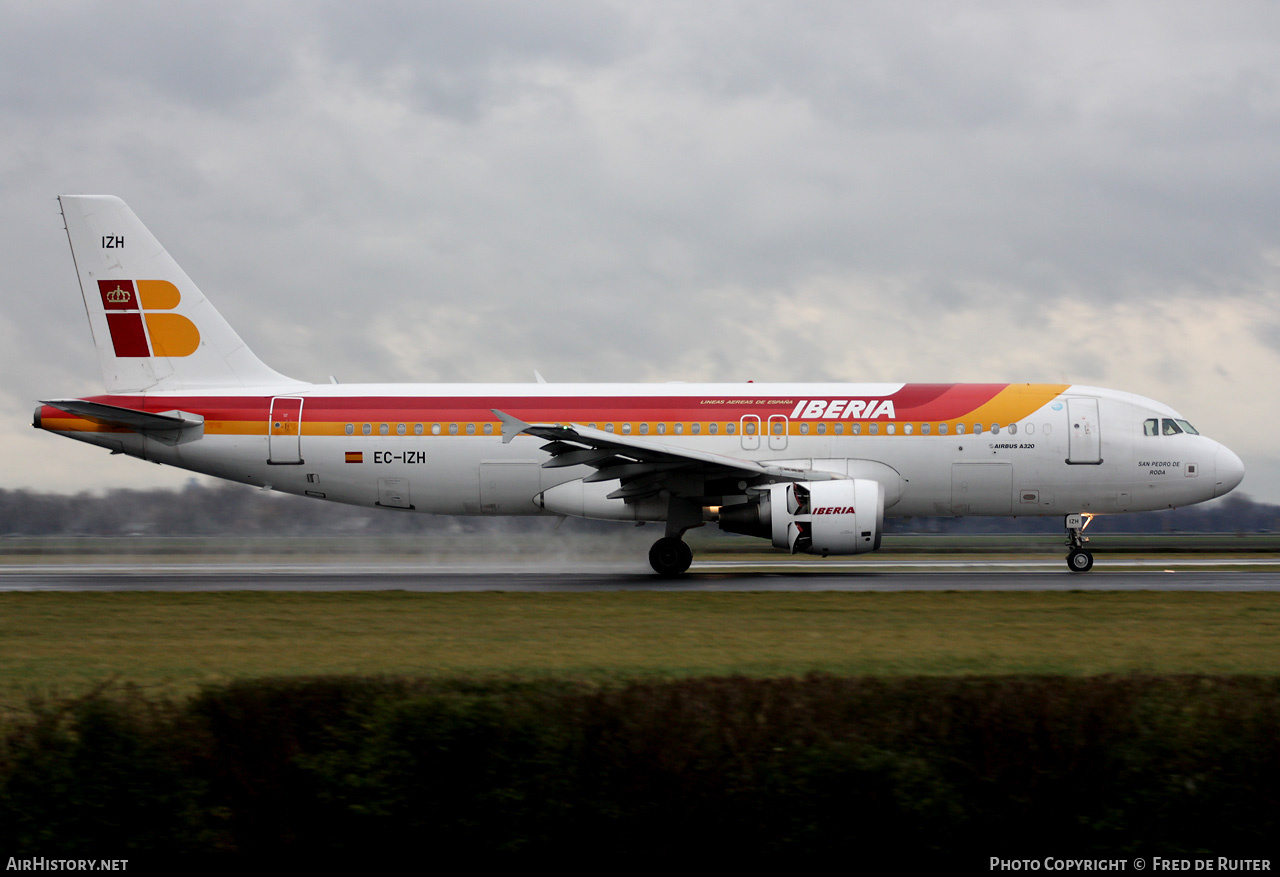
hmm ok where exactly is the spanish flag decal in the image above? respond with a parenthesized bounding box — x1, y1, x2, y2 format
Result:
(97, 279, 201, 357)
(345, 451, 363, 464)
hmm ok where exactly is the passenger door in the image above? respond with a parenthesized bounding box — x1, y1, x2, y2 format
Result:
(1067, 398, 1102, 464)
(268, 396, 304, 464)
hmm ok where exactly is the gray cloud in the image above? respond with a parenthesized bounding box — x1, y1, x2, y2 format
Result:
(2, 1, 1279, 499)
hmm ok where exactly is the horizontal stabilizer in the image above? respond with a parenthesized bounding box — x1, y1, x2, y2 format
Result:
(40, 399, 204, 446)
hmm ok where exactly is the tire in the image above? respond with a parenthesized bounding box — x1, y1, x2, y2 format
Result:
(649, 537, 693, 576)
(1067, 549, 1094, 573)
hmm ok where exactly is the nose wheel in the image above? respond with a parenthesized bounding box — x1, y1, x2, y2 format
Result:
(1067, 548, 1094, 572)
(649, 537, 693, 576)
(1065, 513, 1095, 573)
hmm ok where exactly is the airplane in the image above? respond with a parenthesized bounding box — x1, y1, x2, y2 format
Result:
(34, 195, 1245, 575)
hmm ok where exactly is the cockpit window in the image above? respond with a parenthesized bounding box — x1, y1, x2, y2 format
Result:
(1176, 419, 1199, 435)
(1162, 418, 1183, 435)
(1144, 419, 1158, 437)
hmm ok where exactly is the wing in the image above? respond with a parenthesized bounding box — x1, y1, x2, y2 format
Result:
(492, 409, 841, 502)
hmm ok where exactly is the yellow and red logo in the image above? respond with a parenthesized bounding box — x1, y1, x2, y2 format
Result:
(97, 280, 200, 357)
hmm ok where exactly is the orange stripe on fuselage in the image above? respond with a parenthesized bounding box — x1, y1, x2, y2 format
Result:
(940, 384, 1069, 428)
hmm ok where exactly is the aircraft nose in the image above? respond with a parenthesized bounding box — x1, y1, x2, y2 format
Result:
(1213, 444, 1245, 498)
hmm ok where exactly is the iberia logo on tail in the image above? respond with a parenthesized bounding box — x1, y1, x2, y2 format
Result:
(96, 279, 200, 357)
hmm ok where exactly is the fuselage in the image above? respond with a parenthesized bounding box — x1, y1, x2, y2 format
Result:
(36, 381, 1244, 519)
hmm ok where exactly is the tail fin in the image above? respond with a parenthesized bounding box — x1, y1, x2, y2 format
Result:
(59, 195, 300, 393)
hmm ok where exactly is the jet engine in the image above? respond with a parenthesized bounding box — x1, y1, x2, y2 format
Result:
(718, 479, 884, 555)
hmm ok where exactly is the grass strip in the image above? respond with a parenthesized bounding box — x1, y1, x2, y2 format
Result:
(1, 591, 1277, 704)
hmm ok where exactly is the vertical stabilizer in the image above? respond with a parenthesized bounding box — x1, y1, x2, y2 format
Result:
(59, 195, 300, 393)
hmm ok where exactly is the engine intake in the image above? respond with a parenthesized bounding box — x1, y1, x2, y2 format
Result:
(718, 479, 885, 555)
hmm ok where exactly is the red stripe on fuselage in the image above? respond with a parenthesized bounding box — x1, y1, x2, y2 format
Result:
(75, 385, 1017, 424)
(888, 384, 1008, 421)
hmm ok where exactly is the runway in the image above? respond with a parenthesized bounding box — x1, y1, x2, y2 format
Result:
(2, 559, 1278, 591)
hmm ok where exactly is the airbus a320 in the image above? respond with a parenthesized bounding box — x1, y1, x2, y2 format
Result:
(35, 196, 1245, 574)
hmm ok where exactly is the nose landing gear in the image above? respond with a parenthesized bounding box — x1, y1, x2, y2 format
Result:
(1065, 513, 1094, 572)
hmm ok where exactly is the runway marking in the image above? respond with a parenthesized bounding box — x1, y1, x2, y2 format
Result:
(2, 558, 1279, 576)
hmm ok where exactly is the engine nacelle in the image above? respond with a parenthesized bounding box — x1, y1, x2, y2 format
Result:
(718, 479, 884, 555)
(535, 479, 668, 522)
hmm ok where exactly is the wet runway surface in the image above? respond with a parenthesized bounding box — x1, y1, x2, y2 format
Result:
(2, 561, 1278, 591)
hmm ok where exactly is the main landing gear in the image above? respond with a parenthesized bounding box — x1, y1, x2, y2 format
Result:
(649, 497, 702, 576)
(1065, 513, 1094, 573)
(649, 536, 693, 576)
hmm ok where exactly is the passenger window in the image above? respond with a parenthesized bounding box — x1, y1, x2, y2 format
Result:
(1144, 419, 1159, 437)
(657, 423, 666, 435)
(920, 423, 929, 435)
(1008, 423, 1017, 435)
(674, 423, 683, 435)
(605, 423, 615, 433)
(869, 424, 879, 435)
(834, 424, 843, 435)
(414, 423, 424, 436)
(973, 423, 983, 435)
(709, 423, 718, 435)
(745, 422, 757, 435)
(1025, 423, 1034, 435)
(448, 423, 458, 435)
(955, 423, 964, 435)
(991, 424, 1000, 435)
(622, 423, 633, 435)
(691, 423, 700, 435)
(431, 424, 441, 435)
(396, 423, 407, 436)
(639, 424, 649, 435)
(851, 424, 861, 435)
(345, 424, 354, 435)
(800, 423, 810, 435)
(886, 424, 895, 435)
(466, 423, 475, 435)
(727, 423, 736, 435)
(1162, 418, 1183, 435)
(938, 423, 947, 435)
(816, 423, 825, 435)
(482, 423, 493, 435)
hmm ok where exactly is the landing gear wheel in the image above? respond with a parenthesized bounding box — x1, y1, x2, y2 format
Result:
(1067, 549, 1094, 573)
(1064, 513, 1095, 573)
(649, 537, 693, 576)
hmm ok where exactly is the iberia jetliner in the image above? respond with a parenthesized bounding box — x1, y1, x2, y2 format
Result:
(35, 196, 1245, 574)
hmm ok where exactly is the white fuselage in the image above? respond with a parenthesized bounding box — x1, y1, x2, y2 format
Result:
(39, 381, 1244, 521)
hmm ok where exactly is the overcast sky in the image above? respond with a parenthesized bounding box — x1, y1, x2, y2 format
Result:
(4, 0, 1279, 504)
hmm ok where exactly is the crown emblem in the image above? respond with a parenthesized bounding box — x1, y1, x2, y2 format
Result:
(105, 285, 132, 304)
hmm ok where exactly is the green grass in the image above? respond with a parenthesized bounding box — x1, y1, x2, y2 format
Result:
(2, 591, 1278, 705)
